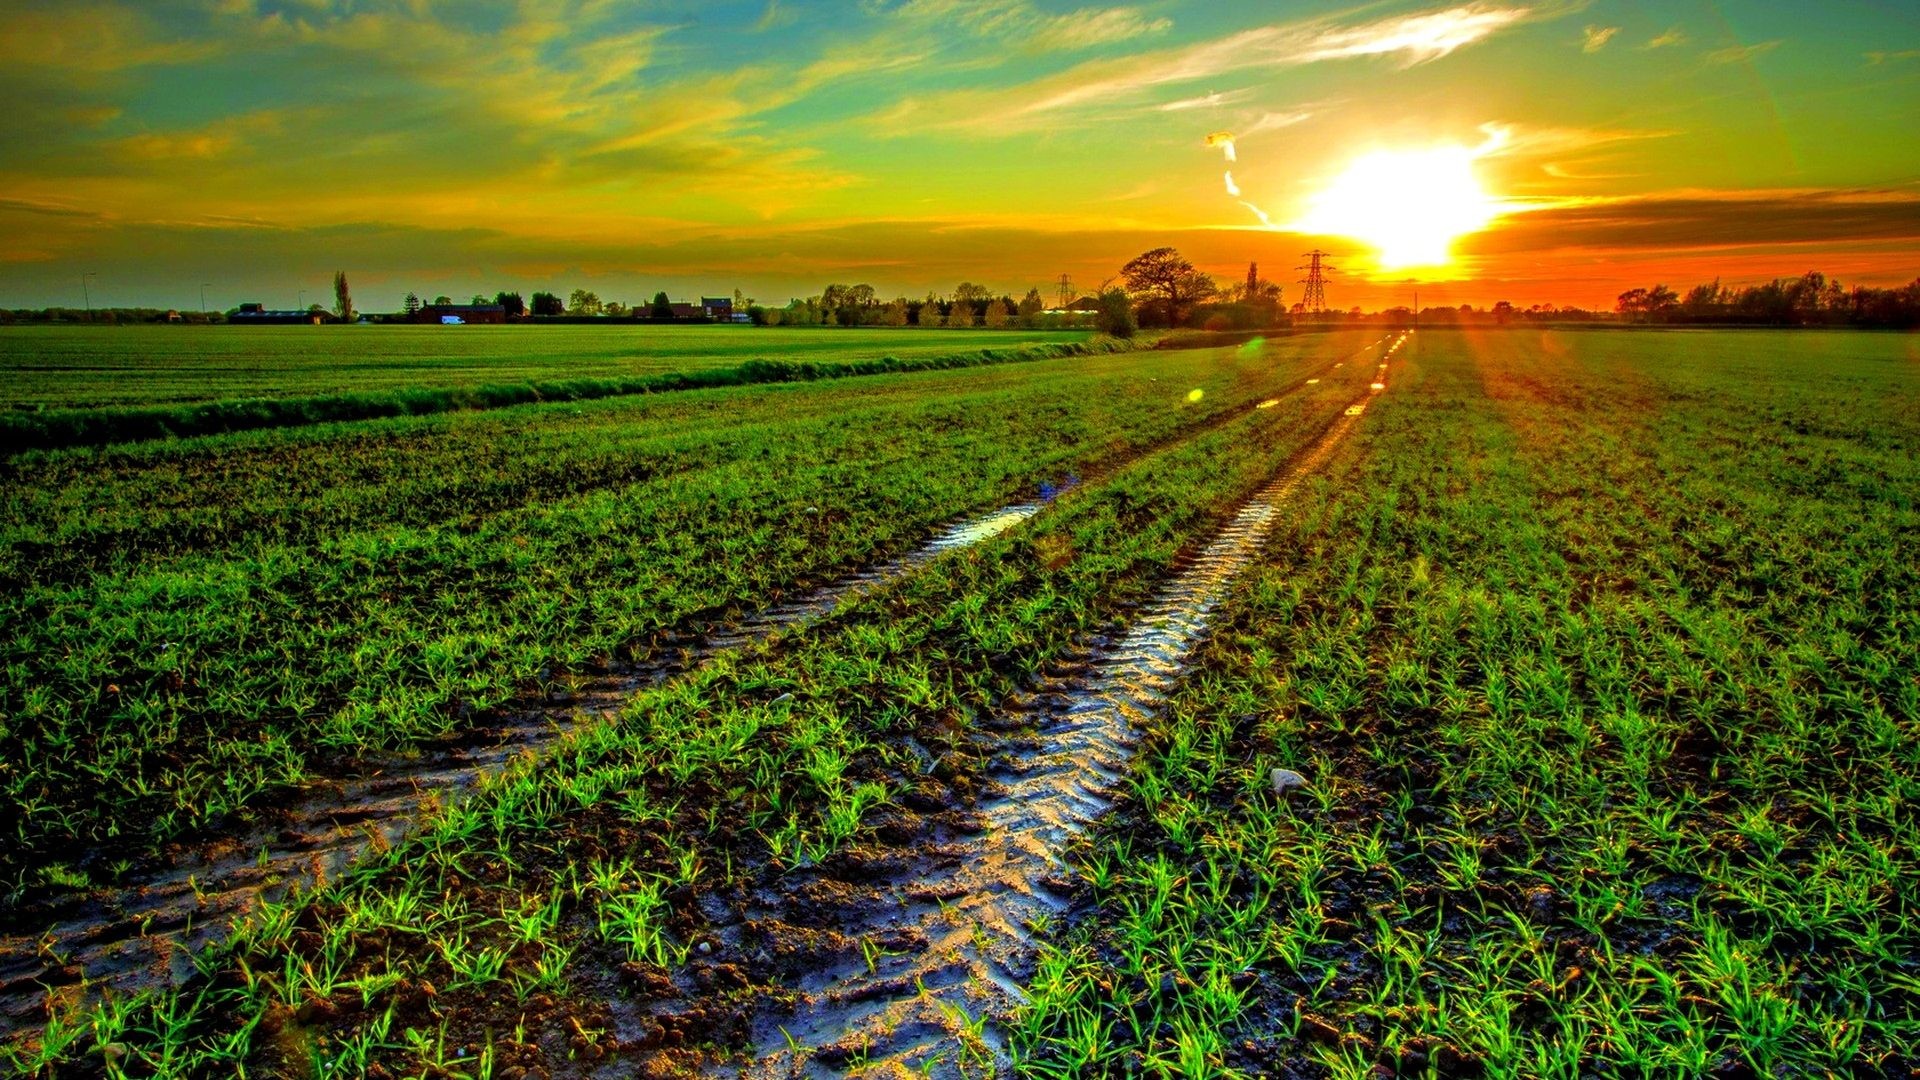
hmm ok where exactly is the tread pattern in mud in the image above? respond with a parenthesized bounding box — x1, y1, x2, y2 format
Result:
(715, 356, 1393, 1078)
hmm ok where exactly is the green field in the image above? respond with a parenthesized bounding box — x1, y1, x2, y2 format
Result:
(0, 324, 1094, 410)
(2, 329, 1916, 1077)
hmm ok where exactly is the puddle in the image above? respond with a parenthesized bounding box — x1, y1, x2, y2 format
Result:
(710, 381, 1386, 1078)
(0, 500, 1045, 1038)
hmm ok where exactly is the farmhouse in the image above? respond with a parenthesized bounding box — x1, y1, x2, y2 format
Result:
(413, 303, 506, 325)
(700, 296, 733, 320)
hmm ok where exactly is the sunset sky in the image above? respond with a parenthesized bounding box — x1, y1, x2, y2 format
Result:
(2, 0, 1916, 312)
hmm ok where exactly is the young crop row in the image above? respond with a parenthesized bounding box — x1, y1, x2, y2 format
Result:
(1, 341, 1379, 1075)
(0, 325, 1097, 410)
(0, 337, 1354, 892)
(1017, 330, 1920, 1077)
(0, 334, 1133, 454)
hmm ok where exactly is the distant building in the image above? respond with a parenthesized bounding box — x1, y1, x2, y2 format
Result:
(668, 302, 703, 320)
(230, 303, 330, 325)
(413, 303, 506, 325)
(700, 296, 733, 320)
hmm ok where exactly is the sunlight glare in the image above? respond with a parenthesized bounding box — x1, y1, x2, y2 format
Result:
(1294, 142, 1501, 271)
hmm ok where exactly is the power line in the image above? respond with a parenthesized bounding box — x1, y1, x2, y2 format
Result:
(1055, 273, 1074, 310)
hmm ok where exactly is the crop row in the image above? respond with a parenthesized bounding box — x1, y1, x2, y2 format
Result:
(2, 340, 1379, 1075)
(1017, 330, 1920, 1077)
(0, 336, 1354, 891)
(0, 335, 1145, 454)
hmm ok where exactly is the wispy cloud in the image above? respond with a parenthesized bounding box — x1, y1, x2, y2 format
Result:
(896, 3, 1538, 132)
(1647, 27, 1687, 49)
(1865, 49, 1920, 65)
(1158, 89, 1253, 111)
(876, 1, 1172, 51)
(1240, 110, 1315, 138)
(1704, 40, 1781, 66)
(1582, 26, 1619, 53)
(1295, 5, 1534, 64)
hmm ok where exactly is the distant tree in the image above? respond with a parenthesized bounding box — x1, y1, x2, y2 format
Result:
(1492, 300, 1514, 324)
(1017, 288, 1045, 326)
(495, 291, 526, 318)
(403, 292, 422, 316)
(604, 301, 629, 317)
(983, 298, 1010, 328)
(1683, 278, 1723, 316)
(651, 291, 673, 318)
(568, 289, 602, 316)
(1615, 288, 1647, 319)
(433, 294, 454, 306)
(882, 298, 909, 326)
(1645, 284, 1678, 317)
(918, 294, 942, 327)
(333, 271, 353, 322)
(1121, 248, 1216, 327)
(1244, 262, 1260, 302)
(733, 287, 751, 313)
(1094, 286, 1136, 339)
(530, 291, 564, 316)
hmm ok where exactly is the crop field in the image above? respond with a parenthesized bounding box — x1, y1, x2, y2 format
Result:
(2, 328, 1916, 1078)
(0, 325, 1093, 410)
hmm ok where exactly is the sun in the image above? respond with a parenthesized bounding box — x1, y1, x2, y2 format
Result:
(1292, 143, 1502, 271)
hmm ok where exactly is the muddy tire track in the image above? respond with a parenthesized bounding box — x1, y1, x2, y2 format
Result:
(0, 500, 1046, 1037)
(0, 339, 1382, 1038)
(707, 339, 1400, 1079)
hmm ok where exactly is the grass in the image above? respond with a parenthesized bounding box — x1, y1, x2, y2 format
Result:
(1016, 328, 1920, 1077)
(0, 328, 1135, 452)
(0, 334, 1337, 892)
(1, 334, 1369, 1077)
(0, 325, 1095, 410)
(7, 327, 1914, 1077)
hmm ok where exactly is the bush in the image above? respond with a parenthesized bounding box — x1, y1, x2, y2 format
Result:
(1094, 288, 1136, 339)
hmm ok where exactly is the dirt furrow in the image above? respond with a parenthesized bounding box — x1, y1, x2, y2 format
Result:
(708, 339, 1398, 1079)
(0, 499, 1048, 1036)
(0, 335, 1386, 1038)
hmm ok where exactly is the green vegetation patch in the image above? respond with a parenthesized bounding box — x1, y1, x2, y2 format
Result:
(2, 340, 1370, 1078)
(0, 328, 1128, 452)
(1018, 330, 1920, 1076)
(0, 339, 1348, 890)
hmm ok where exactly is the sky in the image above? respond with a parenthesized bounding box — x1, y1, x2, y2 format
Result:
(1, 0, 1916, 312)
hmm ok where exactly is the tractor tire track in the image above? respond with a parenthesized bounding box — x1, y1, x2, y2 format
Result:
(0, 338, 1380, 1038)
(706, 335, 1402, 1079)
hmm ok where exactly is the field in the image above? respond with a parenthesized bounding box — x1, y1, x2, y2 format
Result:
(0, 325, 1093, 409)
(1, 328, 1916, 1077)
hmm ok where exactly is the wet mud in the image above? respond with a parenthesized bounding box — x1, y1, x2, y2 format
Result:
(0, 502, 1044, 1037)
(0, 334, 1393, 1042)
(703, 384, 1384, 1077)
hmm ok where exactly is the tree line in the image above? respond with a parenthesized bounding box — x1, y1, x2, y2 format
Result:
(1616, 271, 1920, 328)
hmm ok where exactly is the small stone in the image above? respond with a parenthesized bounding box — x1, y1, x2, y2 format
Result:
(697, 940, 712, 955)
(1271, 768, 1310, 795)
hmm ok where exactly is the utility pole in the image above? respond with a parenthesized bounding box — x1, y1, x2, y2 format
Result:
(1296, 251, 1335, 315)
(1055, 273, 1073, 310)
(82, 272, 96, 321)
